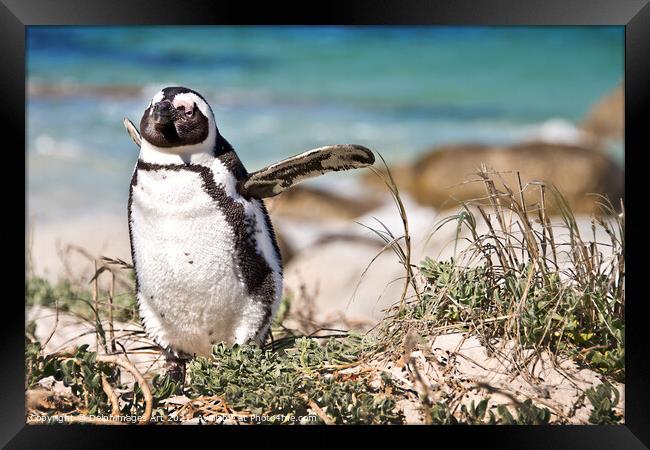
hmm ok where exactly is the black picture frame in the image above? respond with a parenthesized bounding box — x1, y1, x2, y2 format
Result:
(4, 0, 648, 447)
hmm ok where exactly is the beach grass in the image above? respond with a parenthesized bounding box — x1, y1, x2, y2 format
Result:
(370, 166, 625, 383)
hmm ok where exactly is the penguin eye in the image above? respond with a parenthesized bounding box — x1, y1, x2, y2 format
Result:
(184, 102, 197, 118)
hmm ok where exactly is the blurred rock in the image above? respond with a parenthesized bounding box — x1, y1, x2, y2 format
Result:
(281, 197, 449, 328)
(283, 239, 403, 327)
(275, 230, 294, 265)
(28, 82, 143, 99)
(265, 185, 381, 222)
(581, 84, 624, 141)
(360, 162, 413, 198)
(363, 141, 624, 214)
(274, 193, 440, 256)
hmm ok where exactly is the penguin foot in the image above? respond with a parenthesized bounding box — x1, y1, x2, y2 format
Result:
(164, 358, 187, 385)
(162, 349, 192, 385)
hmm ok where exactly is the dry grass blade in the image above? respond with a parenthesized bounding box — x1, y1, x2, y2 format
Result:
(367, 154, 421, 310)
(100, 256, 134, 270)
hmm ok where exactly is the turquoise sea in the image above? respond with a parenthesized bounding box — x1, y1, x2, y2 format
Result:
(26, 26, 624, 222)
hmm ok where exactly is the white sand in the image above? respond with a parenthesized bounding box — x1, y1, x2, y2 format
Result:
(379, 332, 624, 424)
(27, 215, 132, 286)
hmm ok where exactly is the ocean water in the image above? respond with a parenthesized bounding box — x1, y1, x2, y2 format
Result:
(26, 26, 624, 222)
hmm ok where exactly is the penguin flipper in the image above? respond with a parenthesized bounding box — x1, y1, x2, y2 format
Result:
(123, 117, 142, 148)
(241, 144, 375, 199)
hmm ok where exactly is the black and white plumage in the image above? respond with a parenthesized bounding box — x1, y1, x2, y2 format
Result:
(124, 86, 374, 368)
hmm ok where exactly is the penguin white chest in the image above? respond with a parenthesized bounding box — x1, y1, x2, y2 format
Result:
(129, 167, 255, 356)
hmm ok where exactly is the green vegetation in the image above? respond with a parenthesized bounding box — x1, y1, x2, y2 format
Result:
(585, 382, 623, 425)
(429, 398, 551, 425)
(189, 337, 400, 424)
(26, 276, 138, 323)
(26, 341, 117, 415)
(26, 338, 183, 422)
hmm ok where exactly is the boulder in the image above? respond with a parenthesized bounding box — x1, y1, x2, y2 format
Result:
(364, 142, 624, 215)
(581, 84, 624, 141)
(265, 185, 380, 222)
(275, 230, 294, 265)
(283, 239, 404, 327)
(361, 162, 414, 195)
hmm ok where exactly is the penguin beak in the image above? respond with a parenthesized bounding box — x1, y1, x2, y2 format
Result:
(151, 101, 178, 127)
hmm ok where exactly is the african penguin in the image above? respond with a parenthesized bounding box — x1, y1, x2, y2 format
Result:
(124, 86, 374, 379)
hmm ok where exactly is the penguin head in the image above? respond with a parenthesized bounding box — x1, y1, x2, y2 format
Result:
(140, 86, 216, 152)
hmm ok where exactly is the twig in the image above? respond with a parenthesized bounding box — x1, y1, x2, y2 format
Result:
(92, 260, 99, 353)
(96, 355, 153, 424)
(42, 297, 60, 351)
(108, 270, 116, 353)
(101, 375, 121, 417)
(306, 398, 334, 425)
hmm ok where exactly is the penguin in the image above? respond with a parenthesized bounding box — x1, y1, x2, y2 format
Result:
(123, 86, 374, 380)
